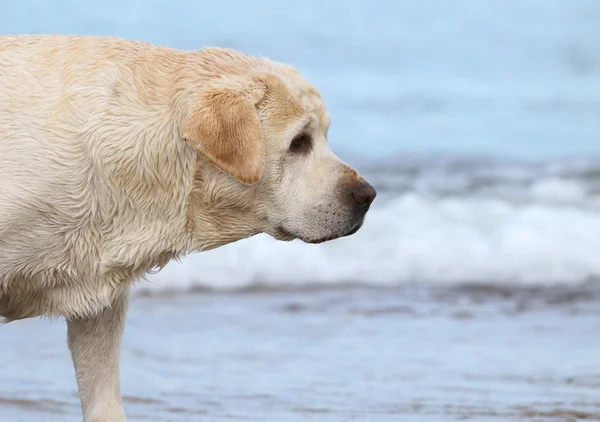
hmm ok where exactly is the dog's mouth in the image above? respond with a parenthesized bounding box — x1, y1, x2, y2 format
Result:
(274, 216, 365, 245)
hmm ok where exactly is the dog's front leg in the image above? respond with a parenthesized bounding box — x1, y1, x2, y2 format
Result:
(67, 288, 129, 422)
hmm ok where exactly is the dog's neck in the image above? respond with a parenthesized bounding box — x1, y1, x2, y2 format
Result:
(181, 161, 266, 253)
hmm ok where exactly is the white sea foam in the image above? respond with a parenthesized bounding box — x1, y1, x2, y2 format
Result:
(144, 174, 600, 293)
(7, 0, 593, 293)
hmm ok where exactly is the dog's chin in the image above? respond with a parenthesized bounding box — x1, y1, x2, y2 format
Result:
(271, 226, 298, 242)
(273, 217, 365, 245)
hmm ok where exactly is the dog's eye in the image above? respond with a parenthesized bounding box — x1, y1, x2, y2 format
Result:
(289, 133, 312, 154)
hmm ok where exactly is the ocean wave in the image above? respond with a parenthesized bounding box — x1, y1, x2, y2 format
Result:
(143, 159, 600, 294)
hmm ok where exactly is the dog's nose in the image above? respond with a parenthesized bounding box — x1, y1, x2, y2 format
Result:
(351, 182, 377, 207)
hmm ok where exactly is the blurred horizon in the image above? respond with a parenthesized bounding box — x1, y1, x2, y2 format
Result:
(2, 0, 599, 162)
(1, 0, 599, 290)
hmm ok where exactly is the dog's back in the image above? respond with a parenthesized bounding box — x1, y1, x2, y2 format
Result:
(0, 35, 195, 320)
(0, 36, 80, 317)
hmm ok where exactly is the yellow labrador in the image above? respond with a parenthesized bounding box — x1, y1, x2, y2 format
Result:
(0, 35, 376, 421)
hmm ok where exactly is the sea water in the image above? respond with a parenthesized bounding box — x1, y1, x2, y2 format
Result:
(1, 1, 599, 420)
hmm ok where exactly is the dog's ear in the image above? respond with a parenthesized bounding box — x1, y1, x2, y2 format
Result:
(183, 76, 268, 185)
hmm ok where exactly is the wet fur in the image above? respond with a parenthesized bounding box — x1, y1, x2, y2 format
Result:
(0, 35, 372, 421)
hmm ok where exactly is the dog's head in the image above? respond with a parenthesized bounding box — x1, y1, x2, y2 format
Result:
(183, 49, 376, 246)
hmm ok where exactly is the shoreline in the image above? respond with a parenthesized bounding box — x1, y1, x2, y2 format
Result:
(2, 283, 599, 421)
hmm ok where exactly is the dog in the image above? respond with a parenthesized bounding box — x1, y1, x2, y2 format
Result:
(0, 34, 376, 421)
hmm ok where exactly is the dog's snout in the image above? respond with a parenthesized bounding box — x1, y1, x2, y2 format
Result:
(351, 182, 376, 207)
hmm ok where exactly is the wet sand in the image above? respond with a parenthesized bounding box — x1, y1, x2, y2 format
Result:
(1, 284, 600, 421)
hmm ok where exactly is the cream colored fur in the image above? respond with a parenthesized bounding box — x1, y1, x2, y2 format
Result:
(0, 35, 374, 422)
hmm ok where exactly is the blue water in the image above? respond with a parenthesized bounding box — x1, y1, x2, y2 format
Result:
(2, 0, 599, 160)
(2, 3, 600, 421)
(2, 287, 600, 421)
